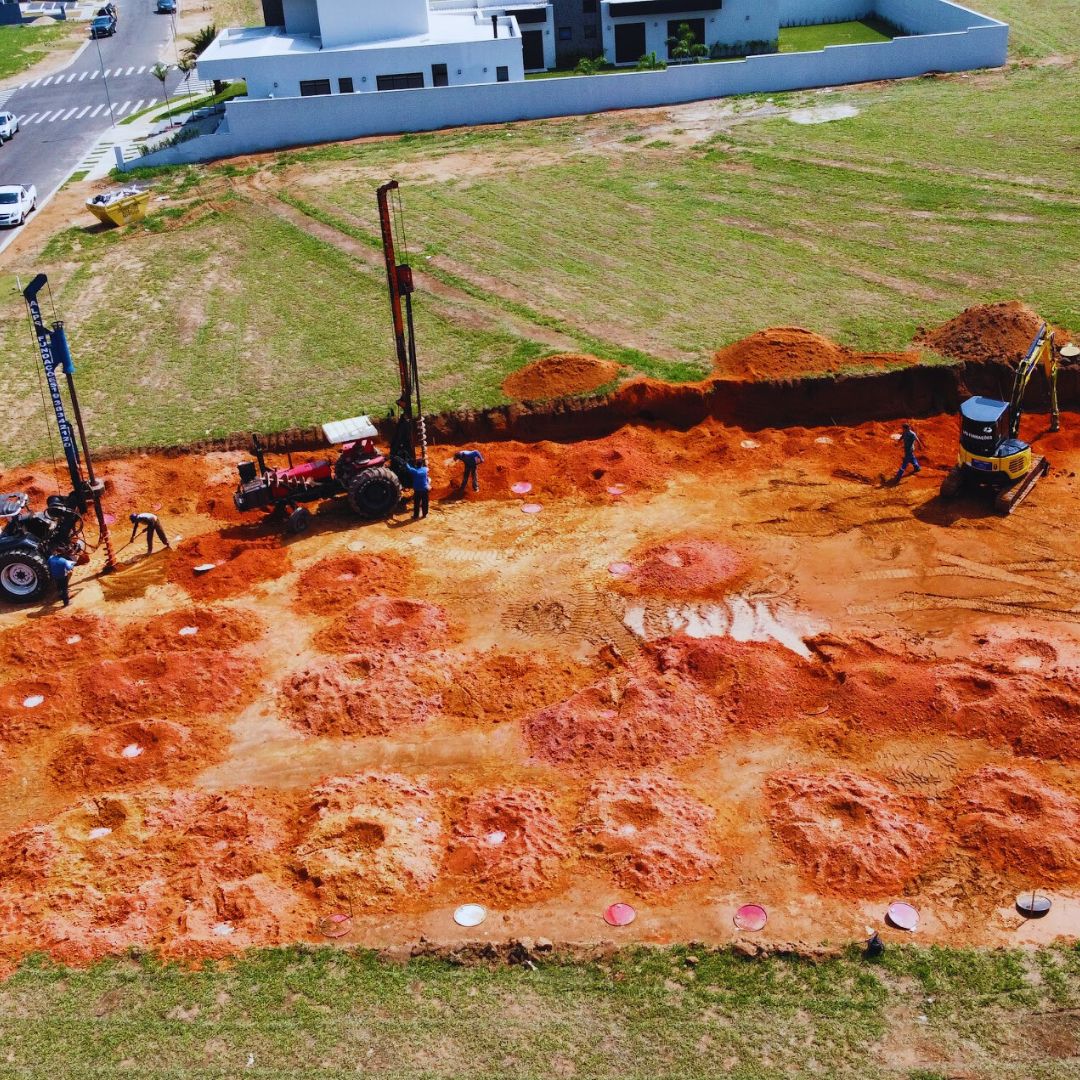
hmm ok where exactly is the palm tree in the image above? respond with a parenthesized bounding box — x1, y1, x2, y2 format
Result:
(665, 23, 707, 64)
(182, 24, 217, 64)
(151, 61, 174, 117)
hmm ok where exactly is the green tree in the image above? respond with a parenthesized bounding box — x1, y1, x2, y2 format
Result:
(635, 51, 667, 71)
(151, 61, 174, 117)
(182, 23, 217, 64)
(665, 22, 707, 63)
(574, 55, 610, 76)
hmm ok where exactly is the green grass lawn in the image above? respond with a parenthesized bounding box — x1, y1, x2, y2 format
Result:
(779, 19, 894, 53)
(0, 945, 1077, 1078)
(211, 0, 262, 28)
(0, 20, 80, 83)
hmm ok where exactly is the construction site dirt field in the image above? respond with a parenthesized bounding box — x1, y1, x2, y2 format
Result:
(2, 409, 1080, 967)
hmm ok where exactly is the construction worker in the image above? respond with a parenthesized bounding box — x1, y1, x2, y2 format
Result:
(130, 511, 170, 554)
(47, 551, 75, 607)
(454, 449, 484, 494)
(407, 460, 430, 520)
(894, 423, 923, 482)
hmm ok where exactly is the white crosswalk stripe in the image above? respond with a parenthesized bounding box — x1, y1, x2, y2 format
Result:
(79, 71, 88, 81)
(41, 76, 53, 86)
(137, 65, 146, 74)
(103, 68, 112, 78)
(65, 72, 77, 83)
(90, 70, 100, 79)
(31, 113, 48, 124)
(89, 103, 104, 118)
(0, 89, 15, 109)
(131, 99, 145, 114)
(20, 113, 37, 125)
(75, 105, 92, 119)
(115, 100, 132, 115)
(60, 107, 78, 121)
(30, 78, 41, 88)
(125, 66, 135, 76)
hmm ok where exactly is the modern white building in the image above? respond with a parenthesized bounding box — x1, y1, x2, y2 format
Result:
(197, 0, 528, 100)
(600, 0, 779, 66)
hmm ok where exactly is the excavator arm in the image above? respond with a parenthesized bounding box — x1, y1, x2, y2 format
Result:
(1008, 323, 1059, 438)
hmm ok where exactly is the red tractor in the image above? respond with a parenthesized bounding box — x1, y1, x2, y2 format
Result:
(232, 181, 428, 533)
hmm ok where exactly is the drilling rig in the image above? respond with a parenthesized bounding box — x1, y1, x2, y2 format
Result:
(233, 180, 428, 532)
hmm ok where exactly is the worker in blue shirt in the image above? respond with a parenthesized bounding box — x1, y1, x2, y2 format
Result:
(47, 552, 75, 607)
(407, 459, 431, 520)
(454, 449, 484, 493)
(894, 423, 923, 482)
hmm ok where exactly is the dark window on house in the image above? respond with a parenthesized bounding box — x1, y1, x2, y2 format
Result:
(584, 24, 597, 38)
(376, 72, 425, 91)
(496, 65, 509, 82)
(338, 77, 354, 93)
(610, 0, 719, 14)
(558, 25, 572, 40)
(432, 63, 449, 86)
(582, 0, 596, 10)
(299, 79, 332, 96)
(613, 21, 646, 63)
(508, 6, 547, 23)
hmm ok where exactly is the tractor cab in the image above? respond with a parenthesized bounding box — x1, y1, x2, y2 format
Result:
(959, 397, 1009, 458)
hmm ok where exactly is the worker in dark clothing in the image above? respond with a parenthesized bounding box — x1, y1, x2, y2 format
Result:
(47, 552, 75, 607)
(454, 449, 484, 494)
(407, 460, 431, 520)
(130, 511, 170, 554)
(894, 423, 923, 482)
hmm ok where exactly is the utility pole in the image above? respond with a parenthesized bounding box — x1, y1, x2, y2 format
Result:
(21, 275, 117, 574)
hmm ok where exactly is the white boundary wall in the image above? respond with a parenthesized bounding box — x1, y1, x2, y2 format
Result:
(126, 0, 1007, 170)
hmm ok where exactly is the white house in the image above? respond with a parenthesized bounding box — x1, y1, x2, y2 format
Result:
(196, 0, 527, 100)
(600, 0, 779, 65)
(430, 2, 557, 72)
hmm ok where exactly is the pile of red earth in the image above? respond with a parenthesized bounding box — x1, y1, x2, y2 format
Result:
(294, 773, 444, 909)
(522, 670, 727, 773)
(124, 605, 265, 654)
(576, 772, 718, 894)
(48, 717, 227, 791)
(502, 353, 620, 401)
(915, 301, 1073, 365)
(279, 655, 438, 738)
(712, 327, 918, 381)
(0, 613, 120, 678)
(167, 532, 291, 600)
(618, 537, 751, 598)
(294, 552, 417, 616)
(314, 596, 451, 655)
(953, 766, 1080, 884)
(766, 769, 942, 896)
(444, 786, 570, 901)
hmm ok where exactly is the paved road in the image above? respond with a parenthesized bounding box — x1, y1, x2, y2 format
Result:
(0, 5, 190, 220)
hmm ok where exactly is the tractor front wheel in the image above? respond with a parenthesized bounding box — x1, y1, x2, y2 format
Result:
(0, 551, 49, 603)
(940, 467, 965, 499)
(347, 467, 402, 521)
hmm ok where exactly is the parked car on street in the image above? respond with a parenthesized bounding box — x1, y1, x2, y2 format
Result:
(90, 10, 117, 36)
(155, 0, 176, 12)
(0, 112, 18, 142)
(0, 186, 37, 227)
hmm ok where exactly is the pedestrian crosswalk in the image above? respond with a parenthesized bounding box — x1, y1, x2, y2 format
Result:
(14, 99, 164, 126)
(16, 65, 193, 89)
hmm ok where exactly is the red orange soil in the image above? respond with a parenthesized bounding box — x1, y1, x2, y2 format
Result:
(502, 353, 621, 401)
(294, 552, 416, 615)
(766, 770, 943, 897)
(167, 532, 291, 600)
(444, 786, 571, 901)
(617, 538, 751, 598)
(713, 327, 918, 381)
(0, 613, 120, 678)
(916, 301, 1073, 365)
(577, 773, 718, 894)
(313, 596, 451, 655)
(123, 605, 266, 654)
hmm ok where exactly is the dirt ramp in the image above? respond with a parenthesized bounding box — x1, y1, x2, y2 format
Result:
(503, 354, 620, 401)
(916, 301, 1072, 364)
(766, 770, 942, 897)
(713, 327, 918, 381)
(577, 773, 718, 894)
(445, 787, 570, 901)
(954, 766, 1080, 884)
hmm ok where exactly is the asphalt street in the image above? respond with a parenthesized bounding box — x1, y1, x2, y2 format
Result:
(0, 4, 192, 219)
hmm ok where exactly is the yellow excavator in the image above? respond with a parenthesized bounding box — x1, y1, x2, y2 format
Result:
(940, 324, 1076, 515)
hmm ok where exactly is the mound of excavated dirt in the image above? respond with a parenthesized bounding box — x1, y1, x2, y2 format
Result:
(123, 605, 265, 655)
(167, 533, 291, 600)
(503, 354, 621, 402)
(78, 649, 261, 727)
(766, 770, 941, 897)
(48, 718, 227, 791)
(444, 787, 570, 901)
(0, 614, 121, 679)
(278, 655, 437, 738)
(713, 327, 917, 381)
(294, 773, 443, 909)
(915, 301, 1072, 365)
(576, 773, 717, 894)
(413, 648, 599, 726)
(523, 672, 727, 773)
(314, 596, 451, 656)
(954, 766, 1080, 884)
(618, 538, 750, 598)
(294, 552, 417, 616)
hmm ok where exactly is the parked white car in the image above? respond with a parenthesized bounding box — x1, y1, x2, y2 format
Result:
(0, 185, 37, 227)
(0, 113, 18, 142)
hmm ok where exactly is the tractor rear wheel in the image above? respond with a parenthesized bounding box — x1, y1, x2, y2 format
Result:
(0, 550, 49, 603)
(347, 467, 402, 520)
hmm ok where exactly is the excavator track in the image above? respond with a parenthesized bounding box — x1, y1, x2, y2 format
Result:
(995, 456, 1049, 515)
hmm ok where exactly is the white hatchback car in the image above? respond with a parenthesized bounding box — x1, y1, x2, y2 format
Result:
(0, 112, 18, 142)
(0, 185, 36, 227)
